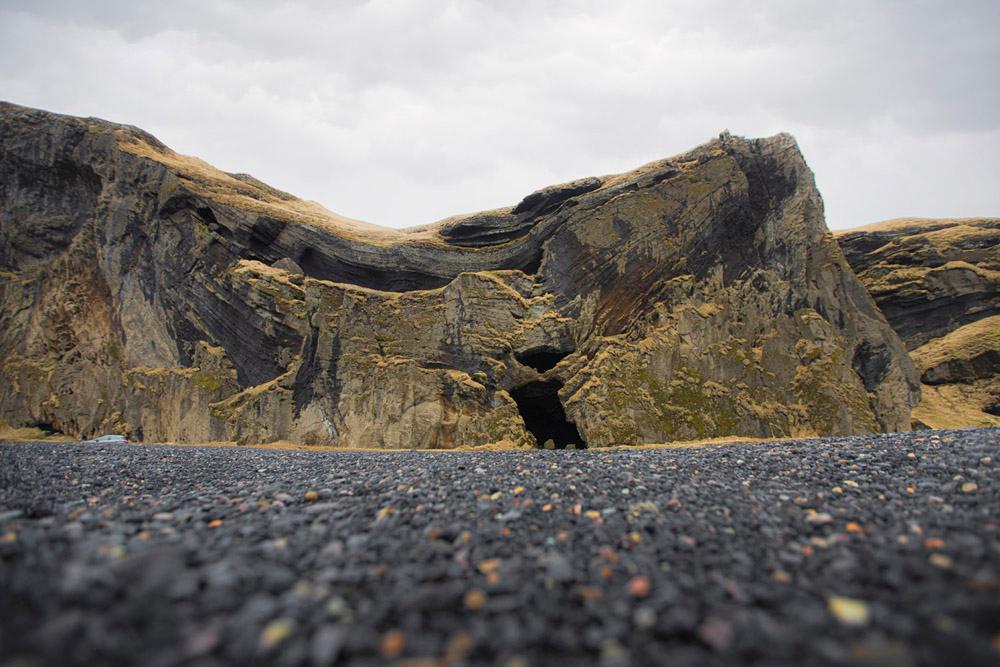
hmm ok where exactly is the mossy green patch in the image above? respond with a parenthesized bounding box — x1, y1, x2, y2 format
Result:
(792, 347, 878, 434)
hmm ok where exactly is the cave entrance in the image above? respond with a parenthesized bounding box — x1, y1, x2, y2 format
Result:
(515, 347, 572, 373)
(27, 421, 59, 436)
(510, 380, 586, 449)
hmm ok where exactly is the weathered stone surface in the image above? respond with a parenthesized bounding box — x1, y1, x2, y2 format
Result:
(837, 218, 1000, 349)
(0, 103, 919, 446)
(837, 218, 1000, 429)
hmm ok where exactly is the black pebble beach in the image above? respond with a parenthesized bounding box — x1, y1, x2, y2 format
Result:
(1, 429, 998, 666)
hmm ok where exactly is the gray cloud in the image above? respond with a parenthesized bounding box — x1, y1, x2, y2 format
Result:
(1, 0, 997, 228)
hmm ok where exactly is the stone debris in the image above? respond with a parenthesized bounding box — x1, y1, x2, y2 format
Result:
(0, 428, 997, 665)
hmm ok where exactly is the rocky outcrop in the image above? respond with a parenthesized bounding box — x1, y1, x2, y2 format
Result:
(0, 102, 919, 447)
(837, 218, 1000, 429)
(837, 218, 1000, 349)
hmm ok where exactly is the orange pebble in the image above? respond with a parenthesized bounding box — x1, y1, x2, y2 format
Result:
(464, 589, 487, 611)
(379, 630, 405, 658)
(626, 575, 651, 598)
(599, 546, 619, 563)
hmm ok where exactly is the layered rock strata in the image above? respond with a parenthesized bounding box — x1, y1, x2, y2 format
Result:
(0, 103, 919, 446)
(837, 218, 1000, 429)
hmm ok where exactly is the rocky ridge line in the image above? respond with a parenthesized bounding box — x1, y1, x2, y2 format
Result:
(0, 102, 919, 447)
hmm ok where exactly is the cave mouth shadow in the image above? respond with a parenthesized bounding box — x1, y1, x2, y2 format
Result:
(26, 421, 60, 436)
(510, 379, 586, 449)
(515, 347, 572, 373)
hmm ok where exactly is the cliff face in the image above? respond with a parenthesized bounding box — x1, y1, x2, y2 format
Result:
(837, 218, 1000, 429)
(0, 102, 919, 447)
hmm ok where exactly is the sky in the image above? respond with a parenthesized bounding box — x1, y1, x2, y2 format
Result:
(1, 0, 997, 230)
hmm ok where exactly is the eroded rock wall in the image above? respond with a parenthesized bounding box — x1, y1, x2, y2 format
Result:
(0, 103, 920, 446)
(837, 218, 1000, 429)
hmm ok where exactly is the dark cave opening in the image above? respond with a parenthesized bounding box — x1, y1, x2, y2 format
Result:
(26, 421, 59, 436)
(515, 347, 572, 373)
(518, 250, 544, 277)
(510, 380, 586, 449)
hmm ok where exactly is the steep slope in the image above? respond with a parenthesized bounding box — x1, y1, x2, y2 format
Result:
(837, 218, 1000, 429)
(0, 102, 919, 447)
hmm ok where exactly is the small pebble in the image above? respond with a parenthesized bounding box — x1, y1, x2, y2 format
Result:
(259, 618, 295, 649)
(379, 629, 405, 658)
(626, 576, 651, 598)
(464, 589, 487, 611)
(806, 511, 834, 525)
(929, 553, 953, 569)
(828, 596, 870, 626)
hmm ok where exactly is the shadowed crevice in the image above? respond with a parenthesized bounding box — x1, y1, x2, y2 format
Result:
(510, 380, 586, 449)
(515, 347, 572, 373)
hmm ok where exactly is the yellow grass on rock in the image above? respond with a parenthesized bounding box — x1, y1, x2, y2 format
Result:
(0, 419, 75, 442)
(911, 381, 1000, 430)
(910, 315, 1000, 373)
(833, 217, 1000, 236)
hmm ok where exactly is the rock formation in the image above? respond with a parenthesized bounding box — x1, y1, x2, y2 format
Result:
(837, 218, 1000, 429)
(0, 102, 919, 447)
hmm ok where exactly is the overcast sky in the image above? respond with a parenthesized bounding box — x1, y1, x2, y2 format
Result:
(1, 1, 997, 229)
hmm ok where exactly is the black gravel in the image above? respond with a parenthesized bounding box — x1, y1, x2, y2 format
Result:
(1, 429, 998, 667)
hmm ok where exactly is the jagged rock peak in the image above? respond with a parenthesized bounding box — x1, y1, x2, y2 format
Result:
(0, 102, 918, 447)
